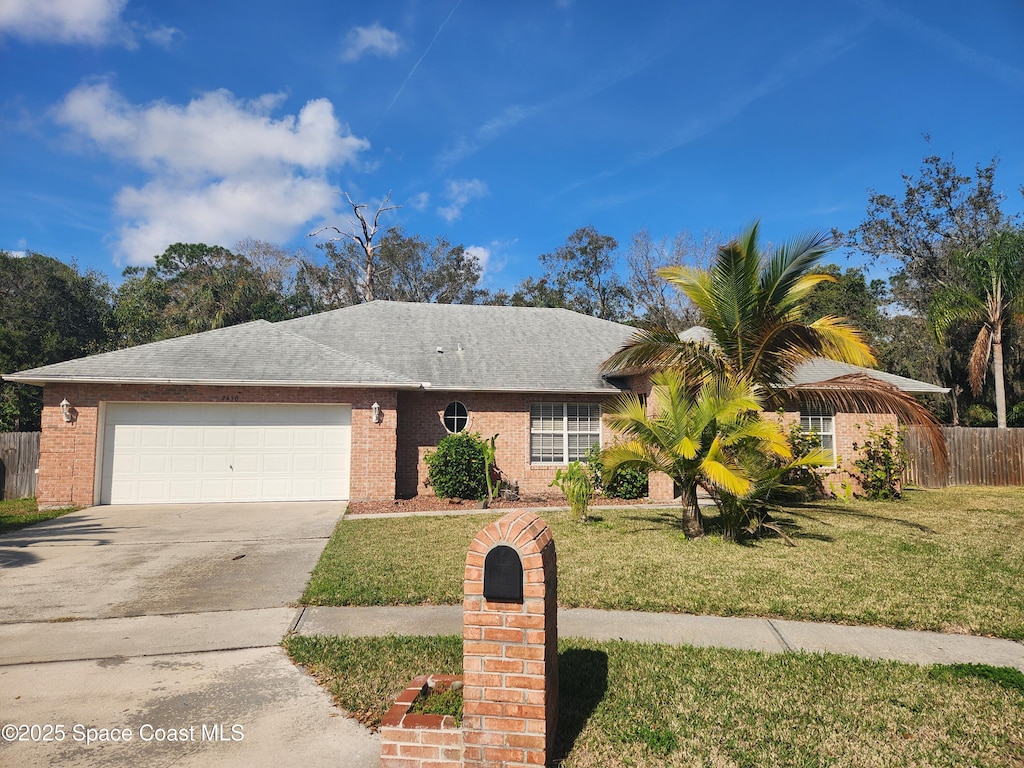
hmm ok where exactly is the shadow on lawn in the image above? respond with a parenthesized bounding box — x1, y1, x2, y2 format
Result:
(785, 501, 938, 534)
(552, 647, 608, 764)
(622, 508, 834, 546)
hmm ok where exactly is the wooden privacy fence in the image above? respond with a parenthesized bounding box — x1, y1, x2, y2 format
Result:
(903, 426, 1024, 488)
(0, 432, 40, 500)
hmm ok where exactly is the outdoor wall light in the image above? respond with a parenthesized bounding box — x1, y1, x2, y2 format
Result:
(371, 402, 382, 424)
(60, 398, 72, 422)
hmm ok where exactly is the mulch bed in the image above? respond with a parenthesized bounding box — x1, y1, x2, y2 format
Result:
(346, 493, 661, 516)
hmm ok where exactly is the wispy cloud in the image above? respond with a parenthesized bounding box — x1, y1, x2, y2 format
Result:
(437, 178, 488, 222)
(858, 0, 1024, 91)
(556, 23, 867, 198)
(437, 104, 539, 168)
(340, 23, 402, 62)
(55, 81, 368, 264)
(375, 0, 462, 132)
(0, 0, 179, 49)
(408, 191, 430, 211)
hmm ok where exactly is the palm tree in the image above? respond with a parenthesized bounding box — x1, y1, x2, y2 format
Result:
(929, 228, 1024, 429)
(602, 221, 946, 461)
(602, 370, 799, 539)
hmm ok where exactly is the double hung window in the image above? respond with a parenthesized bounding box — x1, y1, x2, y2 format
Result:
(530, 403, 601, 463)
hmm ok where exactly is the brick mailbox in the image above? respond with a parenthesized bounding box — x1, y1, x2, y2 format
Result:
(463, 510, 558, 767)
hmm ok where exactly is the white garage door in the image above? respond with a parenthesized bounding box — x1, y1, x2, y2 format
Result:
(100, 403, 351, 504)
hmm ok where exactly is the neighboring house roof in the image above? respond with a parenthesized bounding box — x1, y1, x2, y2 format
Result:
(6, 301, 635, 393)
(676, 326, 949, 395)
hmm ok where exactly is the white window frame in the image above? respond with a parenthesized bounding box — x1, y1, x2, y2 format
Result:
(530, 402, 601, 464)
(800, 403, 836, 467)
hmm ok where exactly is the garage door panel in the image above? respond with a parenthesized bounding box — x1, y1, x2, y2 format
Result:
(101, 403, 351, 504)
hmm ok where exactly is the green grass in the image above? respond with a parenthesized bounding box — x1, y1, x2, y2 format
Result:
(303, 487, 1024, 638)
(284, 634, 1024, 767)
(0, 498, 77, 534)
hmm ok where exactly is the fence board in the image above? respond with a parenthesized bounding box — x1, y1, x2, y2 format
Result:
(0, 432, 40, 499)
(904, 426, 1024, 488)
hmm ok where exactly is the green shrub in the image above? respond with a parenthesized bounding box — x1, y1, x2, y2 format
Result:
(551, 461, 595, 522)
(424, 432, 488, 500)
(584, 444, 648, 499)
(1007, 402, 1024, 428)
(781, 421, 826, 499)
(965, 403, 997, 426)
(851, 422, 907, 500)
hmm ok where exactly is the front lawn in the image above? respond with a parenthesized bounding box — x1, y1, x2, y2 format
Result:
(285, 634, 1024, 767)
(303, 487, 1024, 638)
(0, 498, 77, 535)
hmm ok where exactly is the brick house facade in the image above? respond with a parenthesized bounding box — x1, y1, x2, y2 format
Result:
(8, 302, 946, 508)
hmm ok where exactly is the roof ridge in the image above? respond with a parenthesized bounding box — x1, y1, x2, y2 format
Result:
(271, 324, 416, 384)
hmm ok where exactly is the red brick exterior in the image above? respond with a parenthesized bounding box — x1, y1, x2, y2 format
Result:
(463, 511, 557, 768)
(379, 675, 463, 768)
(36, 384, 398, 507)
(396, 391, 621, 499)
(35, 378, 903, 508)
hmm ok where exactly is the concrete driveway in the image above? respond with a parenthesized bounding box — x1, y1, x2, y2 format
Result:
(0, 502, 379, 767)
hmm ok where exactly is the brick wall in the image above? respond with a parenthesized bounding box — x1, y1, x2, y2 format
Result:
(463, 511, 558, 768)
(396, 391, 621, 499)
(36, 384, 399, 507)
(379, 675, 463, 768)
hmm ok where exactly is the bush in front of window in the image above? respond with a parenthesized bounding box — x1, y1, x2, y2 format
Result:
(424, 432, 488, 501)
(851, 422, 908, 500)
(584, 444, 648, 500)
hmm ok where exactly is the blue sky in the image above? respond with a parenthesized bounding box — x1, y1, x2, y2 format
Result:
(2, 0, 1022, 291)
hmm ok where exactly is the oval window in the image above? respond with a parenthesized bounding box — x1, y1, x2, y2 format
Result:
(442, 401, 469, 433)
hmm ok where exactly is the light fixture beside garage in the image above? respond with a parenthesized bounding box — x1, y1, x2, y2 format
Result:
(60, 398, 72, 422)
(371, 402, 382, 424)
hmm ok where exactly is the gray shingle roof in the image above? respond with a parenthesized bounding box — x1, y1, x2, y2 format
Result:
(4, 307, 946, 395)
(280, 301, 637, 392)
(677, 325, 948, 394)
(6, 319, 417, 388)
(5, 302, 635, 392)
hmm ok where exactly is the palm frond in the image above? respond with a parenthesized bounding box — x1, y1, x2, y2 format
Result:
(967, 324, 993, 396)
(791, 374, 947, 472)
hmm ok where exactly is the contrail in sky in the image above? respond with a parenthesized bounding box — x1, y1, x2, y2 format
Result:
(375, 0, 462, 133)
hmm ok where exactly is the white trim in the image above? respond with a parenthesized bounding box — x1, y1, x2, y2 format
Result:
(93, 401, 107, 506)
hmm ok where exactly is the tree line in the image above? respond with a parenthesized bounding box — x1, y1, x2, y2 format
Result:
(2, 150, 1022, 432)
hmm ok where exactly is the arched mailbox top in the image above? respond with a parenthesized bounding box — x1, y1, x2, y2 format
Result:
(483, 544, 524, 603)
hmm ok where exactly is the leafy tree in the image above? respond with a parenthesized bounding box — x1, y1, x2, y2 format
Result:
(847, 151, 1009, 316)
(602, 370, 795, 540)
(929, 228, 1024, 427)
(298, 227, 485, 311)
(602, 222, 947, 463)
(536, 226, 632, 321)
(112, 242, 290, 346)
(0, 251, 113, 431)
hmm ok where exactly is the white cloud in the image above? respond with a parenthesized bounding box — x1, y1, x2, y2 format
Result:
(437, 179, 488, 223)
(408, 191, 430, 211)
(465, 245, 490, 278)
(0, 0, 178, 48)
(55, 82, 370, 265)
(341, 23, 402, 62)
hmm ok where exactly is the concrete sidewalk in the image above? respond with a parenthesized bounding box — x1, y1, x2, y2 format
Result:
(296, 605, 1024, 671)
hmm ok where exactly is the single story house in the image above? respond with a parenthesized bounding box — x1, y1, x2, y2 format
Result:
(5, 301, 947, 508)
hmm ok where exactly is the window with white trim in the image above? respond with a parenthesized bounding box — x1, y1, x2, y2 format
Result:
(530, 402, 601, 464)
(442, 401, 469, 433)
(800, 403, 836, 466)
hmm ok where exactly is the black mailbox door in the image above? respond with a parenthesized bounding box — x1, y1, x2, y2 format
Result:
(483, 545, 523, 602)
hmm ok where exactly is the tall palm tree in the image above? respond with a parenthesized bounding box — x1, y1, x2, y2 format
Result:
(602, 370, 798, 539)
(929, 228, 1024, 429)
(602, 221, 946, 461)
